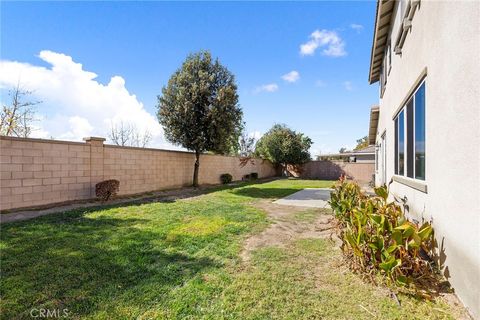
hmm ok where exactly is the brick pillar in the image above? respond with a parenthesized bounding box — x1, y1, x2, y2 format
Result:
(83, 137, 105, 198)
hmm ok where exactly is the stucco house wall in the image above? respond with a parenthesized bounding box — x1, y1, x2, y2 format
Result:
(372, 1, 480, 317)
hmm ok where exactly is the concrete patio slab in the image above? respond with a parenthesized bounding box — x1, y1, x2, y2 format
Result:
(273, 188, 333, 208)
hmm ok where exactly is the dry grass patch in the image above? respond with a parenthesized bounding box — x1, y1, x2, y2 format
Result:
(219, 238, 470, 319)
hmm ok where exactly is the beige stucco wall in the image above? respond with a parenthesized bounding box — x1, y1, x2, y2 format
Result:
(373, 1, 480, 317)
(0, 136, 276, 211)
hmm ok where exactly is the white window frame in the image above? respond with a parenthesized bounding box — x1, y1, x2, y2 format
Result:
(394, 79, 426, 182)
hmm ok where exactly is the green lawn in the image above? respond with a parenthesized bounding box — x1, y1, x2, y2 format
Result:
(0, 179, 464, 319)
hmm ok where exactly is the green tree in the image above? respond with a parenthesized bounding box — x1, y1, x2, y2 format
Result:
(354, 136, 369, 150)
(157, 51, 243, 187)
(255, 124, 312, 174)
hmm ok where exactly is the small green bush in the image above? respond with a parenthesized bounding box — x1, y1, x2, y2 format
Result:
(250, 172, 258, 180)
(329, 176, 434, 293)
(220, 173, 233, 184)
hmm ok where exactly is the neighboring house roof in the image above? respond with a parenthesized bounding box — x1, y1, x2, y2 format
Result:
(369, 105, 379, 145)
(352, 145, 375, 154)
(368, 0, 395, 84)
(319, 145, 375, 158)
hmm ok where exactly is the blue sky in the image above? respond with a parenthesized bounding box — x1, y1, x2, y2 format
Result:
(0, 1, 378, 155)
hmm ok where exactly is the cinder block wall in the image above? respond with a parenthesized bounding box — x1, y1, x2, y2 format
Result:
(0, 136, 276, 211)
(289, 161, 374, 184)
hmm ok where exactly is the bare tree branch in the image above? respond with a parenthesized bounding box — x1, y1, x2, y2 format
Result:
(0, 82, 41, 137)
(238, 131, 257, 167)
(108, 121, 152, 147)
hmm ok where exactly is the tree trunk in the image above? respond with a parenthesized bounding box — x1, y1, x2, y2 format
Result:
(193, 150, 200, 187)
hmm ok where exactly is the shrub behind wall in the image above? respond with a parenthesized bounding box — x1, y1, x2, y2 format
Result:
(220, 173, 233, 184)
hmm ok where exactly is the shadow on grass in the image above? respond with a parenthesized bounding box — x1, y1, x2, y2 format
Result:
(65, 178, 282, 214)
(0, 177, 326, 318)
(0, 214, 219, 319)
(230, 187, 302, 199)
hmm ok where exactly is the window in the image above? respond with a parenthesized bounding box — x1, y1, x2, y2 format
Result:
(406, 98, 414, 178)
(383, 54, 388, 85)
(400, 0, 407, 18)
(380, 64, 386, 96)
(380, 41, 392, 96)
(394, 115, 398, 173)
(415, 84, 426, 179)
(380, 69, 384, 95)
(394, 81, 426, 181)
(387, 43, 392, 75)
(398, 110, 405, 175)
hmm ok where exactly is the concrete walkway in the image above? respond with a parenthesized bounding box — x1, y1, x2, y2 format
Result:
(273, 188, 332, 208)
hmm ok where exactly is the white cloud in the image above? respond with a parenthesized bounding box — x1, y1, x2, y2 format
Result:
(281, 70, 300, 83)
(0, 50, 173, 148)
(254, 83, 279, 93)
(315, 80, 326, 88)
(300, 29, 346, 57)
(343, 81, 354, 91)
(350, 23, 364, 33)
(28, 114, 50, 139)
(61, 116, 94, 140)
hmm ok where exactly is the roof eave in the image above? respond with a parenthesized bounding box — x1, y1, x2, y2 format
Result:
(369, 0, 395, 84)
(368, 106, 380, 145)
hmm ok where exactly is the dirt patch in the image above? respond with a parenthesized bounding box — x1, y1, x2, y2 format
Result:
(241, 200, 336, 261)
(240, 200, 472, 319)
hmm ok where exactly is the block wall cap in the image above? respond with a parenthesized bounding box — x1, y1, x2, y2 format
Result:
(83, 137, 106, 142)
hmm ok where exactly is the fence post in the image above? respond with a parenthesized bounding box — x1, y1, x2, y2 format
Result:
(83, 137, 105, 198)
